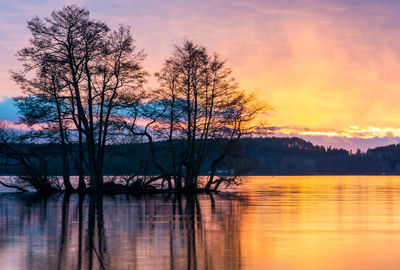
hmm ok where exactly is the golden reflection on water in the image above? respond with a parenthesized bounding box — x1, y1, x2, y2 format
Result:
(239, 176, 400, 270)
(1, 176, 400, 270)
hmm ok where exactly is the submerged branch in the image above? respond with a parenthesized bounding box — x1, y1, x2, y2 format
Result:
(0, 180, 28, 192)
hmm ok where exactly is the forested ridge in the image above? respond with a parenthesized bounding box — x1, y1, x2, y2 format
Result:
(2, 137, 399, 176)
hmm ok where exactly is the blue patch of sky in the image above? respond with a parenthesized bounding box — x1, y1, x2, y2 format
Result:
(0, 97, 18, 121)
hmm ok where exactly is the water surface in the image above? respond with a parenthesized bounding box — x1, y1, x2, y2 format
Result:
(1, 176, 400, 270)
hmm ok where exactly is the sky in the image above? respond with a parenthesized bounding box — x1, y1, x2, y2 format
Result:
(1, 0, 400, 150)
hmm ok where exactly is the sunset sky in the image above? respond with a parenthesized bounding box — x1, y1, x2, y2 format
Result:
(1, 0, 400, 150)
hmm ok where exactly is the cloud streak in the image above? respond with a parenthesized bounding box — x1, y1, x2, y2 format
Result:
(264, 125, 400, 139)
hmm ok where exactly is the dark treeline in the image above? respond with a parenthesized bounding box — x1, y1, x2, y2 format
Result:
(241, 137, 400, 175)
(2, 137, 400, 178)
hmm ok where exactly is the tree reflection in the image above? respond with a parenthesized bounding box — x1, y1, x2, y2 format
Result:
(57, 192, 70, 270)
(78, 193, 84, 270)
(0, 193, 246, 270)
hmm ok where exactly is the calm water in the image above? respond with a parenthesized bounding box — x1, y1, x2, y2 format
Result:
(1, 176, 400, 270)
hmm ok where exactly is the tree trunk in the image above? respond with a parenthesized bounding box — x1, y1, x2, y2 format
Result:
(60, 142, 73, 192)
(77, 121, 86, 191)
(184, 175, 196, 193)
(54, 91, 73, 192)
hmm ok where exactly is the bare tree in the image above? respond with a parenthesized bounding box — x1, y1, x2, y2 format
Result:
(125, 40, 265, 192)
(13, 5, 147, 191)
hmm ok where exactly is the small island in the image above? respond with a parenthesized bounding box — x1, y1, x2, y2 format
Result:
(0, 5, 264, 195)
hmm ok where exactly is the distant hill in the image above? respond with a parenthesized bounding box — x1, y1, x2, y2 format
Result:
(2, 136, 400, 175)
(239, 137, 399, 175)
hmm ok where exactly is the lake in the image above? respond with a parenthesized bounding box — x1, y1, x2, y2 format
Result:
(1, 176, 400, 270)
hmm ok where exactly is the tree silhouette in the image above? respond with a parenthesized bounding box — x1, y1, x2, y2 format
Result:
(124, 40, 264, 192)
(12, 5, 146, 191)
